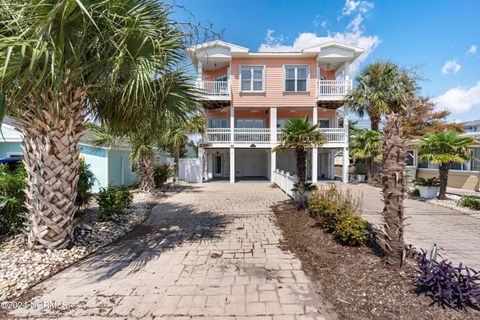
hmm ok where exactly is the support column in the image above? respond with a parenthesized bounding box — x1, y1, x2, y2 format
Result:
(270, 151, 276, 183)
(230, 105, 235, 144)
(230, 146, 235, 183)
(342, 103, 349, 183)
(312, 106, 318, 183)
(270, 107, 277, 144)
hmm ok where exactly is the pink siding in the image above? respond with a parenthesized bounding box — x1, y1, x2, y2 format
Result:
(204, 66, 228, 81)
(230, 57, 334, 107)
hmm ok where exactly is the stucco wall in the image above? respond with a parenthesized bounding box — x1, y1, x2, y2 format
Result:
(107, 149, 137, 188)
(0, 142, 23, 157)
(417, 168, 480, 191)
(79, 145, 108, 192)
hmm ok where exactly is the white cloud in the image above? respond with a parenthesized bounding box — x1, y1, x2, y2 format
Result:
(467, 45, 477, 55)
(313, 15, 327, 29)
(434, 81, 480, 114)
(342, 0, 374, 16)
(441, 59, 461, 74)
(258, 1, 379, 75)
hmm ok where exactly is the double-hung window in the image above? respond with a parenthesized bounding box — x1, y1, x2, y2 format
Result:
(285, 65, 308, 92)
(240, 66, 264, 92)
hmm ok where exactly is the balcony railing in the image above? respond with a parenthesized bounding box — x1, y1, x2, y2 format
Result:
(203, 128, 347, 145)
(317, 79, 352, 99)
(198, 80, 231, 99)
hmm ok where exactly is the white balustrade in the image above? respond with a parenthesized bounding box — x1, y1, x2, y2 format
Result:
(198, 80, 231, 97)
(319, 128, 347, 143)
(317, 79, 352, 97)
(234, 128, 270, 143)
(272, 169, 298, 198)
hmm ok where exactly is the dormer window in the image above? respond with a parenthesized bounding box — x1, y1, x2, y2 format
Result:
(240, 66, 265, 92)
(284, 65, 309, 92)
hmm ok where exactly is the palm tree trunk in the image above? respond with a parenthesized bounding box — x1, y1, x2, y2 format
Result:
(381, 114, 406, 267)
(137, 154, 155, 193)
(438, 163, 450, 200)
(20, 87, 86, 250)
(369, 108, 381, 131)
(366, 157, 373, 182)
(295, 148, 307, 209)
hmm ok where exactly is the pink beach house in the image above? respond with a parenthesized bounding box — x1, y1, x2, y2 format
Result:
(187, 40, 364, 183)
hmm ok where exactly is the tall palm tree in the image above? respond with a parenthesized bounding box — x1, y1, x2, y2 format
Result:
(350, 62, 417, 266)
(0, 0, 186, 250)
(350, 129, 382, 181)
(161, 114, 205, 181)
(348, 61, 417, 131)
(273, 117, 325, 208)
(418, 132, 475, 200)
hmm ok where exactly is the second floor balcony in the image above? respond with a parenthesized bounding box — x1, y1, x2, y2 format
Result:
(202, 127, 347, 147)
(317, 79, 352, 101)
(198, 80, 231, 101)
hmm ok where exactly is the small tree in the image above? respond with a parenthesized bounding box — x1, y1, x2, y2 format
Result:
(418, 132, 475, 200)
(274, 117, 325, 208)
(350, 129, 382, 181)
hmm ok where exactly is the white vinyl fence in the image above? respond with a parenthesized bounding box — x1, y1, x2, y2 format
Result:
(272, 169, 298, 198)
(178, 158, 202, 183)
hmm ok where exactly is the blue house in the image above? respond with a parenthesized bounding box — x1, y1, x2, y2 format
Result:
(0, 117, 137, 192)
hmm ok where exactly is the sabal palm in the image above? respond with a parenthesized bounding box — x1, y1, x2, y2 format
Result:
(418, 132, 474, 200)
(0, 0, 185, 249)
(350, 129, 382, 181)
(348, 61, 417, 131)
(274, 117, 325, 208)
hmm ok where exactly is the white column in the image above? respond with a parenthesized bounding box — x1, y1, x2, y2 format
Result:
(229, 146, 235, 183)
(230, 105, 235, 144)
(344, 61, 350, 80)
(270, 151, 276, 183)
(342, 104, 349, 183)
(197, 61, 203, 81)
(312, 106, 318, 183)
(270, 107, 277, 144)
(342, 147, 349, 183)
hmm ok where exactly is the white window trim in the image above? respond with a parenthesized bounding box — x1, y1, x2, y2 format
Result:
(283, 64, 310, 92)
(216, 74, 228, 81)
(208, 118, 230, 128)
(239, 65, 265, 93)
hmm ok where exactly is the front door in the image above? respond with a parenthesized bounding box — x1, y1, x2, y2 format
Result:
(213, 155, 223, 177)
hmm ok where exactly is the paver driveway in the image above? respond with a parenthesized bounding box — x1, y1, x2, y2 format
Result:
(342, 183, 480, 270)
(6, 183, 331, 319)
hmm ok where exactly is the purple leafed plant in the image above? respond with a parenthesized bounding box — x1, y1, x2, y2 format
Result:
(406, 245, 480, 310)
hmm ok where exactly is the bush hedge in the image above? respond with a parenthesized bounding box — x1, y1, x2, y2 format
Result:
(97, 186, 133, 218)
(154, 163, 173, 187)
(308, 184, 369, 246)
(0, 164, 26, 235)
(459, 196, 480, 210)
(76, 159, 96, 208)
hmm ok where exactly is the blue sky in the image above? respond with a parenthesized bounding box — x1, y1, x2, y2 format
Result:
(173, 0, 480, 122)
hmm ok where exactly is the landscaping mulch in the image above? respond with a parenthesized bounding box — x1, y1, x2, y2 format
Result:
(272, 200, 480, 320)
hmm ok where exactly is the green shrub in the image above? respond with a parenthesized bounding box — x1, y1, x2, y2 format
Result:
(409, 188, 420, 198)
(97, 186, 133, 218)
(414, 177, 440, 187)
(308, 184, 369, 246)
(459, 196, 480, 210)
(0, 164, 26, 235)
(76, 159, 96, 208)
(154, 164, 173, 187)
(335, 214, 369, 246)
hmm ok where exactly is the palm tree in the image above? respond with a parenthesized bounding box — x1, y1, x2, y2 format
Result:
(350, 129, 382, 181)
(348, 61, 417, 131)
(161, 114, 205, 181)
(273, 117, 325, 208)
(0, 0, 186, 250)
(418, 132, 475, 200)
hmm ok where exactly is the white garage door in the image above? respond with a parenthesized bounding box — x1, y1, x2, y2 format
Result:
(235, 149, 267, 177)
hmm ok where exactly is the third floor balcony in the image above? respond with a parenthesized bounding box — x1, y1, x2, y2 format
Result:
(197, 80, 231, 101)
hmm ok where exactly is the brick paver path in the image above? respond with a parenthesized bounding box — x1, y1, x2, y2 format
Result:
(342, 183, 480, 269)
(6, 184, 331, 319)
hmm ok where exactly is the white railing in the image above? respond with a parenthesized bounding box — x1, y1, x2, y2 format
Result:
(272, 169, 298, 198)
(204, 127, 347, 144)
(317, 79, 352, 97)
(319, 128, 347, 143)
(234, 128, 270, 143)
(205, 128, 230, 142)
(198, 80, 231, 97)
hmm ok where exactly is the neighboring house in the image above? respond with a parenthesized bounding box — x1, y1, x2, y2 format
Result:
(406, 131, 480, 191)
(188, 40, 364, 183)
(0, 117, 137, 192)
(463, 119, 480, 133)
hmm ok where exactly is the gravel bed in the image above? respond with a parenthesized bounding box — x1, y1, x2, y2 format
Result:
(0, 190, 163, 302)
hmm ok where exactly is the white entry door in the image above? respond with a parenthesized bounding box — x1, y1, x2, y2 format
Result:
(213, 155, 223, 177)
